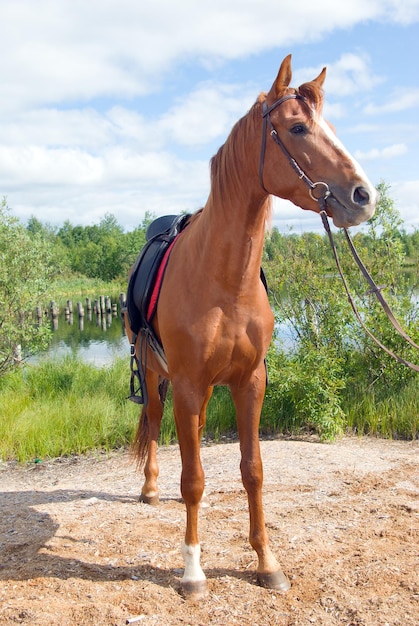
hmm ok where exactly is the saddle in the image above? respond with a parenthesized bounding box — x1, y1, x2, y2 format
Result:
(126, 213, 190, 404)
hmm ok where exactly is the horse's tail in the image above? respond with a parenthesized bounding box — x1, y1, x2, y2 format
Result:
(131, 375, 170, 469)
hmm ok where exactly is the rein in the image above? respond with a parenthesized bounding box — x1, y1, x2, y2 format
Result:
(321, 213, 419, 372)
(260, 94, 419, 372)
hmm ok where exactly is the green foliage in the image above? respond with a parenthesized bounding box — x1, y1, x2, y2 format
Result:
(56, 212, 149, 281)
(340, 182, 418, 394)
(263, 182, 418, 440)
(0, 357, 139, 461)
(263, 344, 345, 440)
(0, 199, 55, 375)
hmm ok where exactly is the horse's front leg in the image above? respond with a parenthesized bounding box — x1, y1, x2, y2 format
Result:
(172, 382, 208, 600)
(231, 367, 291, 592)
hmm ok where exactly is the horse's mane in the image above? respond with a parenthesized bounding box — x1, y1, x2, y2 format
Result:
(209, 100, 272, 223)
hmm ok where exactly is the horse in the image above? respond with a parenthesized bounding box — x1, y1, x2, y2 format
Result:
(124, 54, 377, 600)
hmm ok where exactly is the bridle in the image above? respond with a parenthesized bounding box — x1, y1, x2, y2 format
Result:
(260, 94, 419, 372)
(259, 93, 332, 212)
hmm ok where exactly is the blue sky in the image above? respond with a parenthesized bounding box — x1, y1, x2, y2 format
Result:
(1, 0, 419, 234)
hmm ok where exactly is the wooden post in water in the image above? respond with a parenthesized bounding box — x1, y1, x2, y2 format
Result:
(105, 296, 111, 314)
(86, 297, 92, 321)
(95, 299, 101, 327)
(77, 301, 84, 331)
(65, 300, 73, 320)
(50, 301, 59, 330)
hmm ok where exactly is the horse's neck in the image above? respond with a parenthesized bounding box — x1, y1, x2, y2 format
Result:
(185, 101, 268, 287)
(197, 188, 268, 288)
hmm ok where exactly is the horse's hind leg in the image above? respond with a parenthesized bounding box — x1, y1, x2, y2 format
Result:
(231, 369, 291, 592)
(133, 370, 167, 505)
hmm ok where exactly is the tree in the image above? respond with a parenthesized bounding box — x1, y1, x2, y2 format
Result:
(0, 199, 54, 375)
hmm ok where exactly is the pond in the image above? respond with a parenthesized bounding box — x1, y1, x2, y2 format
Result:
(31, 268, 417, 367)
(30, 296, 129, 366)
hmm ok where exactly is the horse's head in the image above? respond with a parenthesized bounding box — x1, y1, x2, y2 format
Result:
(259, 55, 377, 228)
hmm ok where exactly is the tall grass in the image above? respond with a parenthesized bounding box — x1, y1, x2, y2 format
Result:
(49, 275, 125, 301)
(343, 378, 418, 439)
(0, 356, 139, 462)
(0, 354, 417, 463)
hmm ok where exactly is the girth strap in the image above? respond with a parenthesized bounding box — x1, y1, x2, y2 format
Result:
(129, 331, 148, 405)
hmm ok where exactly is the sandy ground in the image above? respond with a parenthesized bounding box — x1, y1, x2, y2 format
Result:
(0, 436, 417, 625)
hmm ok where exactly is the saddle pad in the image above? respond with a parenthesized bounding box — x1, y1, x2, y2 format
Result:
(147, 235, 179, 321)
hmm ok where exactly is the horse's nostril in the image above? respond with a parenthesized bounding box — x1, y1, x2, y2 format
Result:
(353, 186, 370, 206)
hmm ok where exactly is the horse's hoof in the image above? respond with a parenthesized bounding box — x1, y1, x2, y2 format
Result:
(139, 493, 159, 506)
(257, 570, 291, 592)
(180, 580, 208, 601)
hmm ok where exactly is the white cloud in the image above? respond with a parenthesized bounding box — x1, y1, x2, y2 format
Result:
(0, 146, 104, 186)
(0, 143, 208, 191)
(0, 109, 114, 149)
(364, 89, 419, 114)
(159, 82, 256, 147)
(1, 1, 416, 111)
(391, 180, 419, 230)
(293, 53, 384, 98)
(386, 0, 419, 23)
(354, 143, 408, 160)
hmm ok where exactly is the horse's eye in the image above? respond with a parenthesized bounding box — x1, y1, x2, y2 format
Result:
(290, 124, 307, 135)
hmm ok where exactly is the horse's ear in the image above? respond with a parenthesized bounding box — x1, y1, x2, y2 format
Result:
(269, 54, 292, 99)
(312, 66, 327, 88)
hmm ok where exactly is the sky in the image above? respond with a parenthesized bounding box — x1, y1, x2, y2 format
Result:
(1, 0, 419, 234)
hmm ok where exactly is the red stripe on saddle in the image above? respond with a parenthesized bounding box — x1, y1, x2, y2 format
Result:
(146, 232, 181, 322)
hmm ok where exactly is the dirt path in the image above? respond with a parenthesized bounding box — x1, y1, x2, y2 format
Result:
(0, 436, 417, 625)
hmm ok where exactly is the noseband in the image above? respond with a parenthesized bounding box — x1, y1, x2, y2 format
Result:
(259, 94, 331, 210)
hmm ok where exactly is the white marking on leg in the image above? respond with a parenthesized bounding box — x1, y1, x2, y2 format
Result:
(181, 542, 206, 583)
(142, 489, 158, 498)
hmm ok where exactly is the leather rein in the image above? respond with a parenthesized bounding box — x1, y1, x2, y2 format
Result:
(260, 94, 419, 372)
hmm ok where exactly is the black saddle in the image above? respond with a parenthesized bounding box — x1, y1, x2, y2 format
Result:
(126, 213, 190, 404)
(127, 214, 190, 337)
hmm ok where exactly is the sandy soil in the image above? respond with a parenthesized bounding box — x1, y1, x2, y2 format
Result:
(0, 436, 417, 626)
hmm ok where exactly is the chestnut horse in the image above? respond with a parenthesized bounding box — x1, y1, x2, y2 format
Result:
(125, 54, 377, 599)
